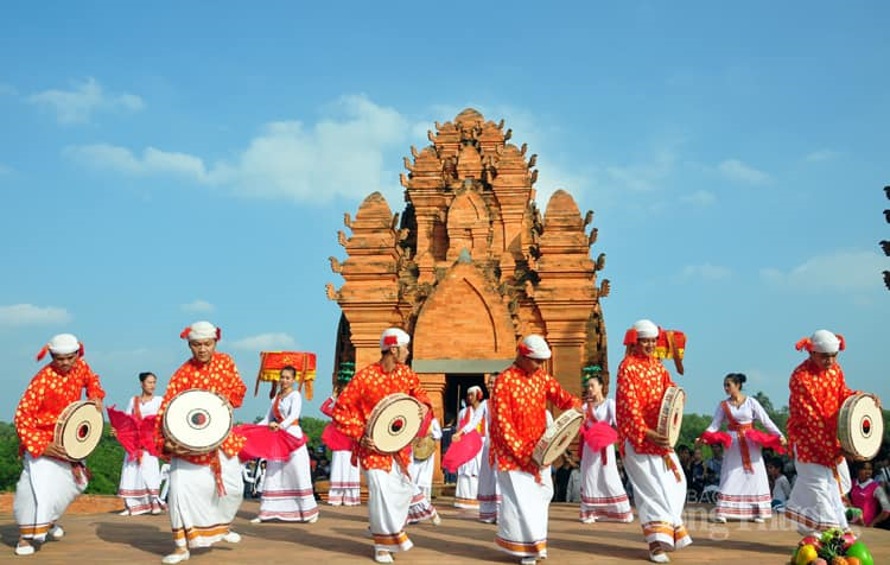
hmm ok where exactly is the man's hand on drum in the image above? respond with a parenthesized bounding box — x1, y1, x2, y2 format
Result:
(868, 393, 882, 409)
(268, 422, 280, 431)
(359, 435, 378, 452)
(164, 440, 192, 457)
(90, 398, 104, 413)
(452, 430, 463, 442)
(43, 443, 69, 460)
(646, 428, 672, 448)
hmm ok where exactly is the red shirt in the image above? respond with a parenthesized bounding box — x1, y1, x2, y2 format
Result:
(332, 362, 431, 472)
(155, 352, 247, 466)
(787, 359, 856, 466)
(489, 364, 580, 476)
(615, 352, 676, 456)
(14, 358, 106, 457)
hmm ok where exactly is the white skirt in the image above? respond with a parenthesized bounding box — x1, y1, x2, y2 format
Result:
(786, 458, 850, 532)
(167, 453, 243, 549)
(495, 469, 553, 558)
(579, 443, 633, 522)
(15, 454, 87, 541)
(714, 434, 771, 520)
(477, 439, 501, 522)
(366, 464, 414, 553)
(258, 445, 319, 522)
(118, 451, 162, 514)
(328, 450, 361, 506)
(622, 442, 692, 550)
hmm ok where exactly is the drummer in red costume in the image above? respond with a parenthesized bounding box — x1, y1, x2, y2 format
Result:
(489, 334, 581, 565)
(785, 329, 875, 535)
(615, 319, 691, 564)
(332, 327, 438, 565)
(12, 333, 105, 556)
(155, 321, 247, 565)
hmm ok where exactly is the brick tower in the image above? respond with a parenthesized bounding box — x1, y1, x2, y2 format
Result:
(326, 109, 610, 478)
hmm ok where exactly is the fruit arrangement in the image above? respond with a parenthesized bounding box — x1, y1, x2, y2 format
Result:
(790, 529, 874, 565)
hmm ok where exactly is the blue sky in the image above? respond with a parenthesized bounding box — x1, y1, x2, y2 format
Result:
(1, 2, 888, 424)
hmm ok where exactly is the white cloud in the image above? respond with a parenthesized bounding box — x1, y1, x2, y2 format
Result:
(0, 304, 72, 327)
(230, 333, 297, 351)
(717, 159, 770, 185)
(680, 190, 716, 207)
(804, 149, 838, 163)
(65, 94, 417, 204)
(27, 77, 144, 125)
(180, 300, 215, 314)
(64, 144, 210, 181)
(678, 263, 732, 281)
(760, 250, 885, 293)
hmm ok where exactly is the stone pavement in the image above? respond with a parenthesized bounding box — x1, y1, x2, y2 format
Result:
(1, 498, 888, 564)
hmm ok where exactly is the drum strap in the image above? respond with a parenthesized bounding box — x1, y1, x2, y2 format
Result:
(722, 402, 754, 474)
(663, 455, 682, 483)
(832, 457, 846, 497)
(210, 453, 226, 497)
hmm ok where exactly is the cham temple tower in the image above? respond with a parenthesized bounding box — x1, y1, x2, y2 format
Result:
(326, 108, 611, 431)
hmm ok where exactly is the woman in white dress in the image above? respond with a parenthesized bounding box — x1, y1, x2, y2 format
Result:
(321, 383, 361, 506)
(697, 373, 786, 523)
(117, 372, 164, 516)
(251, 365, 319, 523)
(453, 386, 486, 509)
(578, 369, 633, 523)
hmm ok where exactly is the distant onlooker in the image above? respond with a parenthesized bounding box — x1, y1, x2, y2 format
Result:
(704, 443, 724, 487)
(689, 448, 706, 498)
(848, 460, 890, 529)
(767, 457, 792, 511)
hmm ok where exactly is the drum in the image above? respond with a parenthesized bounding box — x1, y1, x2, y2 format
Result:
(412, 435, 437, 461)
(839, 393, 883, 461)
(365, 393, 424, 453)
(532, 409, 583, 466)
(163, 389, 233, 454)
(54, 401, 103, 460)
(657, 386, 685, 448)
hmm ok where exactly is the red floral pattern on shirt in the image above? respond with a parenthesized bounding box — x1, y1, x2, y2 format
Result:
(154, 352, 247, 465)
(787, 359, 856, 466)
(14, 358, 106, 457)
(332, 362, 431, 472)
(489, 364, 581, 477)
(615, 352, 676, 456)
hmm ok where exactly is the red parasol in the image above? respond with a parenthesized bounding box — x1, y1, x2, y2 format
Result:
(107, 405, 159, 461)
(442, 429, 483, 473)
(234, 423, 307, 462)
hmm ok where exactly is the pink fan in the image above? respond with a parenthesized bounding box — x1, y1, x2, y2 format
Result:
(107, 406, 159, 460)
(582, 421, 618, 452)
(321, 422, 354, 451)
(744, 429, 786, 454)
(442, 429, 482, 473)
(699, 430, 732, 449)
(234, 423, 307, 462)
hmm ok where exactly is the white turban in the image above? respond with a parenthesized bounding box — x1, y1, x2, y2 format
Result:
(467, 386, 483, 400)
(48, 333, 80, 355)
(811, 329, 842, 354)
(633, 319, 659, 338)
(36, 333, 82, 361)
(181, 321, 220, 341)
(380, 328, 410, 351)
(518, 334, 552, 360)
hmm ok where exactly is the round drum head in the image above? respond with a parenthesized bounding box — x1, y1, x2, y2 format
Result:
(533, 410, 583, 467)
(840, 394, 883, 461)
(58, 401, 103, 460)
(412, 435, 436, 461)
(658, 387, 685, 448)
(366, 393, 423, 453)
(164, 389, 233, 454)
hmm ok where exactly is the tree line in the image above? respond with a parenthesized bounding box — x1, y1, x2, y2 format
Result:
(0, 392, 886, 494)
